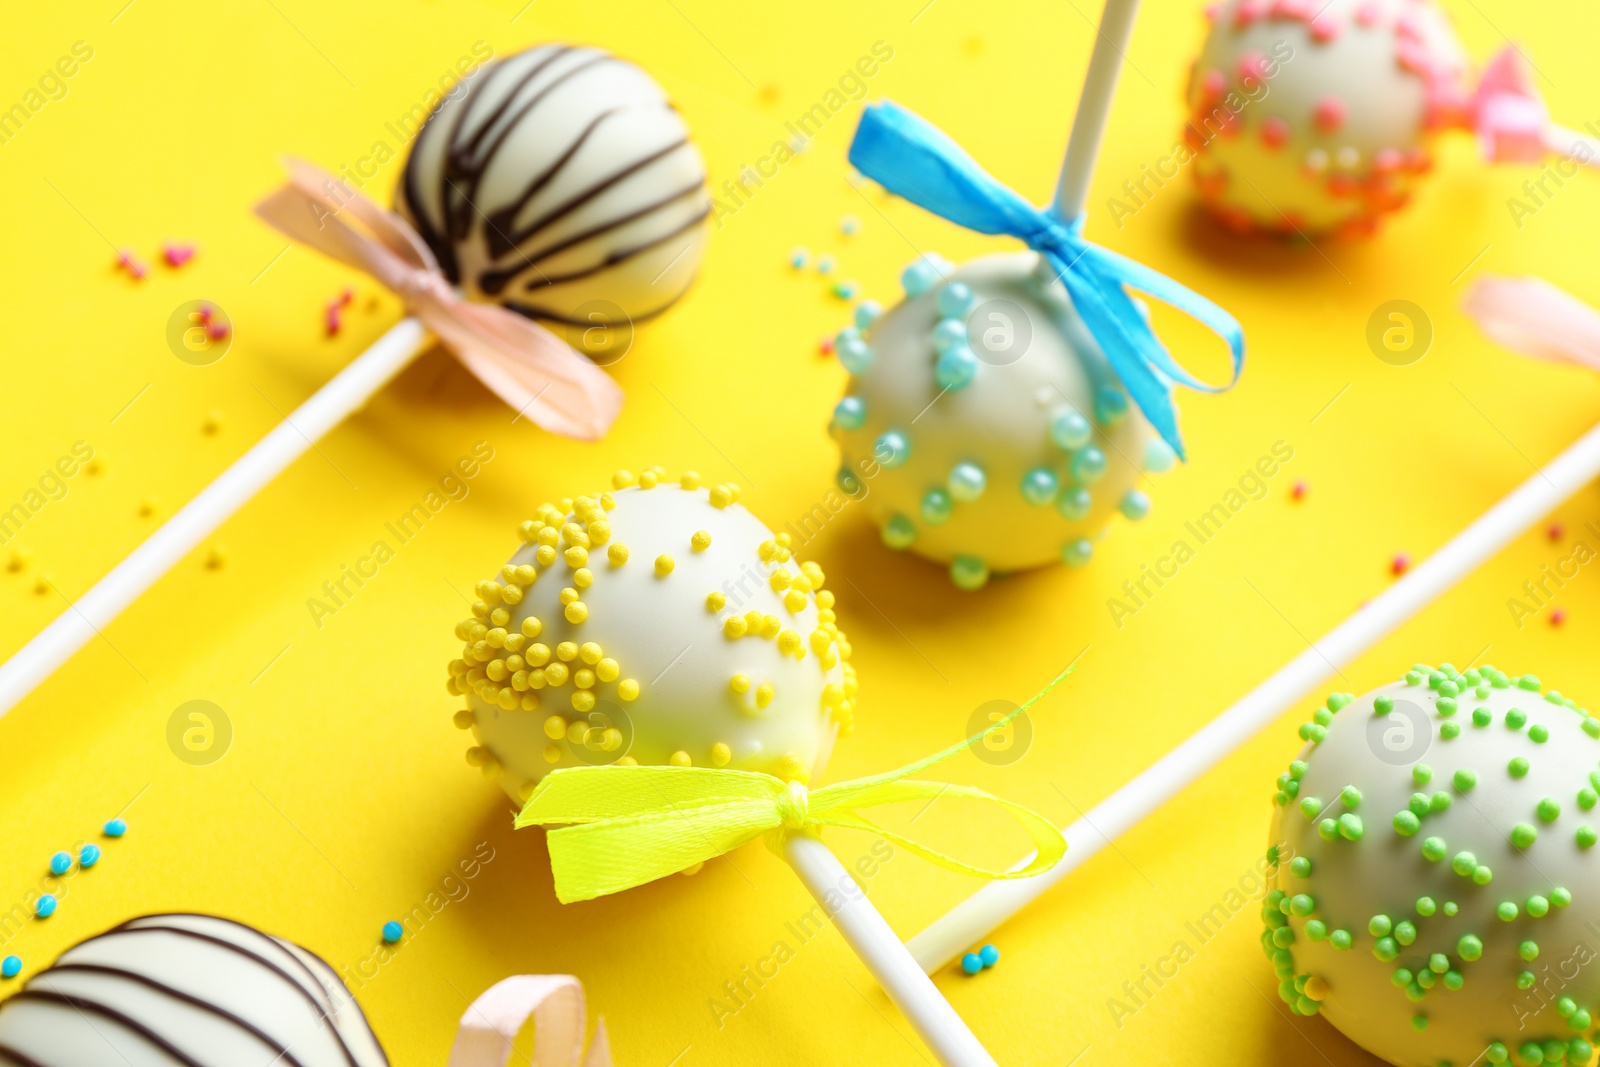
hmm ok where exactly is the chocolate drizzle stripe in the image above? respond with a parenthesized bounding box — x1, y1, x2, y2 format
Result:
(515, 180, 707, 270)
(0, 1043, 53, 1067)
(517, 201, 711, 292)
(93, 917, 368, 1067)
(483, 106, 625, 259)
(4, 990, 207, 1067)
(486, 135, 693, 268)
(43, 963, 309, 1067)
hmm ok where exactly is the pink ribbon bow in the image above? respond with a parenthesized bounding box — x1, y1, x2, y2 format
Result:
(446, 975, 611, 1067)
(255, 159, 623, 441)
(1468, 46, 1551, 163)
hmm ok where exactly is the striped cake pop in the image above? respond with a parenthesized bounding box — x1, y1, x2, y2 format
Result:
(829, 252, 1173, 590)
(0, 913, 387, 1066)
(401, 43, 710, 326)
(446, 469, 856, 802)
(1264, 665, 1600, 1067)
(1185, 0, 1469, 236)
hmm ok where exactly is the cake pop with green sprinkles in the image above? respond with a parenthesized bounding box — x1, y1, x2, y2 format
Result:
(1264, 664, 1600, 1067)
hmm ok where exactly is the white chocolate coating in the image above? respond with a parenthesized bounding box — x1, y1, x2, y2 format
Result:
(0, 913, 387, 1066)
(400, 43, 709, 325)
(830, 252, 1161, 589)
(1265, 666, 1600, 1067)
(448, 474, 854, 802)
(1186, 0, 1468, 236)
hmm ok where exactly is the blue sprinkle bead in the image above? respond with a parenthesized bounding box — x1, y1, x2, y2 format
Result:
(853, 300, 882, 331)
(833, 395, 867, 431)
(1145, 437, 1177, 473)
(382, 921, 404, 944)
(1120, 490, 1151, 521)
(817, 254, 836, 275)
(937, 282, 976, 319)
(875, 430, 911, 468)
(921, 488, 953, 525)
(934, 346, 978, 390)
(1062, 539, 1094, 568)
(881, 514, 916, 550)
(840, 215, 860, 235)
(1057, 487, 1093, 522)
(932, 318, 967, 354)
(79, 844, 101, 869)
(948, 463, 987, 502)
(1094, 387, 1130, 426)
(979, 944, 1000, 968)
(1020, 468, 1059, 507)
(831, 280, 859, 301)
(103, 819, 127, 838)
(1050, 410, 1092, 451)
(48, 852, 71, 877)
(950, 556, 989, 591)
(1071, 446, 1108, 485)
(35, 895, 56, 919)
(789, 247, 810, 270)
(901, 254, 946, 297)
(835, 329, 873, 375)
(836, 466, 863, 495)
(961, 952, 983, 975)
(0, 957, 18, 979)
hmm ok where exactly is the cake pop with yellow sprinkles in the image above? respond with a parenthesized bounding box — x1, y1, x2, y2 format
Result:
(447, 468, 856, 803)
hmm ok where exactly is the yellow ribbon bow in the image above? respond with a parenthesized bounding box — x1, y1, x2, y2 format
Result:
(515, 669, 1073, 903)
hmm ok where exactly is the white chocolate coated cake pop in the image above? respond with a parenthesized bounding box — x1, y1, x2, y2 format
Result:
(447, 469, 856, 802)
(0, 913, 387, 1066)
(1263, 664, 1600, 1067)
(1185, 0, 1468, 236)
(830, 251, 1172, 591)
(401, 43, 710, 325)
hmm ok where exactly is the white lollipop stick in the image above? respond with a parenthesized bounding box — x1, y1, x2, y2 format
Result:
(783, 835, 997, 1067)
(1050, 0, 1143, 223)
(1545, 125, 1600, 172)
(0, 317, 427, 719)
(908, 280, 1600, 973)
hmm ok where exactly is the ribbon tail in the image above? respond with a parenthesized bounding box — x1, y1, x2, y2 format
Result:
(1463, 275, 1600, 373)
(421, 299, 624, 442)
(583, 1019, 612, 1067)
(445, 975, 588, 1067)
(818, 793, 1066, 880)
(1471, 45, 1551, 163)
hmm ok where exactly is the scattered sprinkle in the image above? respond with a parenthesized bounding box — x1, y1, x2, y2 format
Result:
(1390, 554, 1410, 576)
(79, 844, 101, 868)
(35, 895, 56, 919)
(0, 957, 18, 979)
(840, 215, 860, 236)
(1548, 523, 1564, 541)
(381, 921, 403, 944)
(789, 247, 810, 270)
(817, 254, 835, 275)
(48, 852, 71, 877)
(162, 243, 196, 268)
(1291, 479, 1307, 500)
(1550, 608, 1566, 627)
(103, 818, 127, 838)
(115, 250, 148, 280)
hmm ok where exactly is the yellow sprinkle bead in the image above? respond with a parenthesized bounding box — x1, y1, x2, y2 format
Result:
(655, 554, 675, 577)
(639, 470, 659, 489)
(761, 615, 781, 639)
(545, 662, 570, 687)
(522, 617, 543, 639)
(500, 584, 523, 605)
(572, 690, 596, 713)
(543, 715, 567, 740)
(564, 601, 588, 624)
(777, 754, 806, 781)
(486, 627, 507, 649)
(691, 530, 712, 552)
(600, 728, 623, 752)
(556, 642, 577, 661)
(489, 608, 511, 628)
(535, 545, 556, 568)
(802, 562, 825, 587)
(465, 746, 489, 767)
(669, 750, 691, 767)
(574, 668, 596, 689)
(496, 689, 518, 711)
(618, 678, 640, 701)
(822, 683, 844, 708)
(710, 742, 731, 767)
(608, 543, 629, 566)
(725, 482, 741, 501)
(1303, 977, 1329, 1001)
(587, 520, 611, 545)
(452, 709, 474, 729)
(574, 568, 593, 589)
(810, 630, 833, 654)
(599, 492, 616, 510)
(536, 526, 560, 547)
(680, 471, 701, 489)
(723, 615, 748, 639)
(818, 590, 836, 610)
(560, 587, 580, 605)
(486, 660, 509, 682)
(543, 743, 563, 764)
(778, 630, 804, 657)
(517, 520, 540, 543)
(612, 469, 636, 488)
(561, 523, 587, 546)
(726, 674, 751, 696)
(476, 580, 503, 603)
(744, 610, 764, 631)
(758, 540, 776, 562)
(769, 570, 791, 591)
(520, 694, 539, 711)
(578, 642, 602, 665)
(564, 546, 588, 568)
(706, 591, 726, 611)
(709, 485, 732, 508)
(526, 643, 552, 667)
(596, 657, 619, 682)
(756, 682, 774, 709)
(784, 589, 806, 613)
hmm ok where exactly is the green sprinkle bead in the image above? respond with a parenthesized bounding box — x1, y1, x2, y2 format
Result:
(1454, 768, 1478, 792)
(1499, 901, 1520, 922)
(1304, 919, 1327, 940)
(1507, 708, 1528, 729)
(1577, 826, 1597, 848)
(1431, 791, 1452, 813)
(1443, 901, 1459, 916)
(1413, 764, 1433, 786)
(1537, 797, 1561, 822)
(1443, 970, 1465, 991)
(1409, 793, 1431, 817)
(1438, 697, 1458, 716)
(1374, 937, 1399, 961)
(1512, 822, 1539, 848)
(1519, 940, 1540, 961)
(1318, 818, 1339, 841)
(1530, 724, 1549, 743)
(1509, 757, 1530, 778)
(1338, 813, 1363, 840)
(1441, 721, 1461, 739)
(1330, 929, 1352, 950)
(1553, 887, 1572, 907)
(1518, 1042, 1542, 1065)
(1451, 851, 1478, 876)
(1375, 695, 1394, 715)
(1518, 971, 1536, 989)
(1527, 895, 1550, 917)
(1394, 811, 1421, 836)
(1416, 897, 1436, 917)
(1486, 1041, 1509, 1064)
(1391, 968, 1413, 987)
(1410, 1014, 1427, 1032)
(1579, 787, 1597, 811)
(1473, 864, 1494, 885)
(1327, 693, 1353, 711)
(1290, 894, 1314, 916)
(1428, 953, 1450, 974)
(1299, 797, 1322, 820)
(1340, 785, 1362, 808)
(1422, 837, 1447, 861)
(1369, 914, 1393, 937)
(1458, 934, 1484, 960)
(1473, 707, 1492, 727)
(1290, 856, 1312, 877)
(1393, 921, 1416, 946)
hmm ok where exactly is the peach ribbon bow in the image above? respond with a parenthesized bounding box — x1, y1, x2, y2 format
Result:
(446, 975, 612, 1067)
(255, 159, 623, 441)
(1463, 275, 1600, 374)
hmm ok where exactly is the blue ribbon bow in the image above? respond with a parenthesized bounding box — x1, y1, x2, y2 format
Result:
(848, 101, 1245, 461)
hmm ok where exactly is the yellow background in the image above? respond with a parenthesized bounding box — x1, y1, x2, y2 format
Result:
(1, 0, 1598, 1063)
